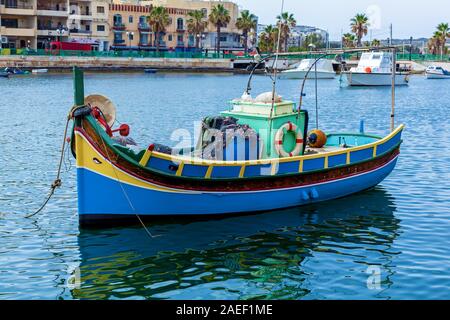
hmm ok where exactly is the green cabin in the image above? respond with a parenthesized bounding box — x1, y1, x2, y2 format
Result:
(221, 98, 308, 159)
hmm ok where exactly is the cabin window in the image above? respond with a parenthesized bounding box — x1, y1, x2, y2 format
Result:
(372, 54, 381, 59)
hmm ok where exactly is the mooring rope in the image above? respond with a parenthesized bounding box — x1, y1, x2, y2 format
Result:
(97, 130, 159, 239)
(25, 115, 71, 218)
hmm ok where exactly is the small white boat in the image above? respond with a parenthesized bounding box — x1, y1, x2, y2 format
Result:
(344, 52, 409, 86)
(426, 65, 450, 79)
(32, 69, 48, 74)
(280, 59, 336, 79)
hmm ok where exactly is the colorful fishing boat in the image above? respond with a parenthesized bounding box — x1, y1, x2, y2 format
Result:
(69, 62, 404, 226)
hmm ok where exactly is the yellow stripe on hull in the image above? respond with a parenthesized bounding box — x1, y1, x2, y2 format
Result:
(75, 131, 198, 194)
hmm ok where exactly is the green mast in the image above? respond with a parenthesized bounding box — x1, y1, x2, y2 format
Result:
(73, 67, 85, 106)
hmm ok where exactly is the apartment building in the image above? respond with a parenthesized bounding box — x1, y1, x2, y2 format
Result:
(145, 0, 242, 50)
(1, 0, 244, 51)
(0, 0, 37, 49)
(1, 0, 110, 50)
(111, 0, 243, 50)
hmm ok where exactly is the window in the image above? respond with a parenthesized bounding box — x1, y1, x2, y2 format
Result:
(97, 6, 105, 14)
(97, 25, 105, 32)
(113, 14, 122, 25)
(129, 16, 133, 24)
(177, 34, 184, 42)
(201, 8, 207, 17)
(168, 35, 173, 41)
(85, 24, 90, 31)
(220, 36, 227, 42)
(177, 18, 183, 30)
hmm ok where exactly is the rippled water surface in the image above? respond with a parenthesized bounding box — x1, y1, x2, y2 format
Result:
(0, 72, 449, 299)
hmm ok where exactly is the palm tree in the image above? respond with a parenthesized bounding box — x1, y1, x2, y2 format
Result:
(258, 25, 280, 52)
(276, 12, 296, 52)
(187, 10, 208, 49)
(428, 31, 443, 55)
(147, 6, 170, 53)
(342, 33, 356, 48)
(209, 4, 231, 54)
(236, 10, 257, 54)
(350, 13, 370, 47)
(436, 23, 450, 56)
(371, 39, 381, 47)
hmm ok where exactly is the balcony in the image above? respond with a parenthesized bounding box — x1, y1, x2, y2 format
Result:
(112, 23, 126, 31)
(176, 28, 185, 33)
(138, 23, 151, 32)
(0, 26, 36, 37)
(0, 2, 35, 15)
(113, 39, 125, 45)
(37, 5, 68, 17)
(37, 25, 68, 36)
(69, 28, 92, 35)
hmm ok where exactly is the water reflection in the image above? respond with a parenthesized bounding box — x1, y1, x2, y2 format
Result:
(72, 187, 400, 300)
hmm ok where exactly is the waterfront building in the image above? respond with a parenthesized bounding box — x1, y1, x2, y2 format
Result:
(109, 0, 243, 51)
(0, 0, 244, 51)
(0, 0, 110, 50)
(0, 0, 37, 49)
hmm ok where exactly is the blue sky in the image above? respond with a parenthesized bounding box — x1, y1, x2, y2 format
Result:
(234, 0, 448, 40)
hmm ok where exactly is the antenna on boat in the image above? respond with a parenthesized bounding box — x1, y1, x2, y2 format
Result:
(269, 0, 284, 113)
(265, 0, 285, 157)
(391, 47, 396, 132)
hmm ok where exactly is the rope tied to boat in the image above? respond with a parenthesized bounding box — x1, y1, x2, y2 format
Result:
(25, 106, 82, 219)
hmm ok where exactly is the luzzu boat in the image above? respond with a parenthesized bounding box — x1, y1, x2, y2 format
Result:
(69, 66, 404, 226)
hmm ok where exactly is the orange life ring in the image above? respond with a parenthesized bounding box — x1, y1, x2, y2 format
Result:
(274, 122, 304, 158)
(365, 67, 372, 73)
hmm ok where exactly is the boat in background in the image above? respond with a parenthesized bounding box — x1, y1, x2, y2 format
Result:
(2, 67, 30, 75)
(344, 52, 409, 86)
(426, 65, 450, 79)
(144, 68, 158, 74)
(0, 71, 9, 78)
(32, 69, 48, 74)
(280, 59, 336, 79)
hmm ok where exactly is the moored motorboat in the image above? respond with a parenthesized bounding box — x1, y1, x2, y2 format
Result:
(144, 68, 158, 74)
(2, 67, 30, 75)
(69, 63, 404, 226)
(280, 59, 336, 79)
(344, 52, 409, 86)
(426, 65, 450, 79)
(32, 68, 48, 74)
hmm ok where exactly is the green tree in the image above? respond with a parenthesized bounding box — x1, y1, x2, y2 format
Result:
(350, 13, 370, 47)
(276, 12, 296, 52)
(147, 6, 170, 53)
(209, 4, 231, 54)
(236, 10, 257, 54)
(187, 10, 208, 49)
(371, 39, 381, 47)
(258, 25, 280, 52)
(342, 33, 356, 48)
(436, 23, 450, 55)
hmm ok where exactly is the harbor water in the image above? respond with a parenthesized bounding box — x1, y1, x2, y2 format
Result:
(0, 72, 449, 299)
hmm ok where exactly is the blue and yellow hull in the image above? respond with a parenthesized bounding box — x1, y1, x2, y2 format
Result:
(73, 115, 403, 226)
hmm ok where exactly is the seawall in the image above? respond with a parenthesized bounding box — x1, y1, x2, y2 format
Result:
(0, 55, 235, 72)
